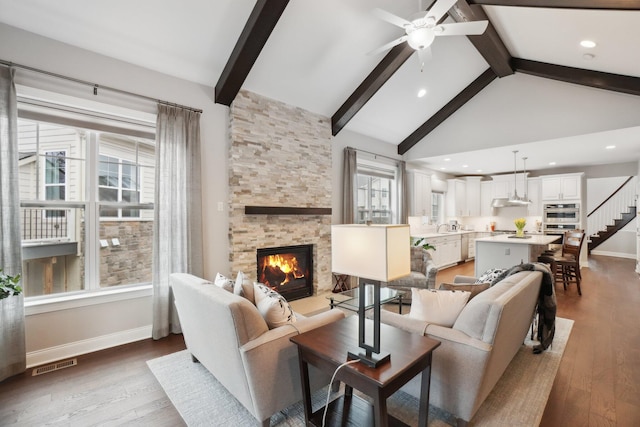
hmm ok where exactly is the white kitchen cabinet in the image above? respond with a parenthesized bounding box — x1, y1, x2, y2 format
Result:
(465, 177, 482, 217)
(408, 171, 432, 216)
(492, 173, 528, 200)
(541, 173, 583, 201)
(446, 179, 466, 217)
(526, 177, 542, 216)
(429, 235, 461, 268)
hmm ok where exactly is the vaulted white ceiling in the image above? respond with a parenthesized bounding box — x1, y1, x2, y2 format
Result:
(0, 0, 639, 175)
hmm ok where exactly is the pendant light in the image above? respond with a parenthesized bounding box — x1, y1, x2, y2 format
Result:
(507, 150, 531, 205)
(491, 150, 531, 208)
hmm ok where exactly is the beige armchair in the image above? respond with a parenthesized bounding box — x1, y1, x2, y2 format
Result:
(386, 246, 437, 301)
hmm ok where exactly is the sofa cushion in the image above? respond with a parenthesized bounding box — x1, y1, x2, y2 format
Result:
(453, 272, 526, 341)
(408, 289, 470, 327)
(214, 273, 234, 292)
(253, 283, 297, 329)
(475, 268, 506, 285)
(438, 282, 490, 300)
(232, 271, 256, 304)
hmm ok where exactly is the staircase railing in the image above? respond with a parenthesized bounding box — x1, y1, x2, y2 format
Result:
(587, 176, 637, 237)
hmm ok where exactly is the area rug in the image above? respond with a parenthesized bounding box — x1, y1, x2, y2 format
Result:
(147, 317, 573, 426)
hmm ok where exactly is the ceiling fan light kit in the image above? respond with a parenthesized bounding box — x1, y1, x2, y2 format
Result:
(369, 0, 488, 71)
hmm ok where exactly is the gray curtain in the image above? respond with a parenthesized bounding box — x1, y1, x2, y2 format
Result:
(397, 160, 409, 224)
(342, 147, 357, 224)
(0, 66, 26, 382)
(152, 104, 203, 339)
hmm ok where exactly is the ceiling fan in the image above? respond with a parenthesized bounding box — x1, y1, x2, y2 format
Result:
(368, 0, 488, 71)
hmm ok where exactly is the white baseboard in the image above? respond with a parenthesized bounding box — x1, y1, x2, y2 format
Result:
(26, 325, 152, 368)
(590, 250, 637, 260)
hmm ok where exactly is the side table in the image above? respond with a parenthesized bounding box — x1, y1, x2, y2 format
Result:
(290, 316, 441, 427)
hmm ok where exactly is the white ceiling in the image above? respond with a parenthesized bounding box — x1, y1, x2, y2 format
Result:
(0, 0, 639, 175)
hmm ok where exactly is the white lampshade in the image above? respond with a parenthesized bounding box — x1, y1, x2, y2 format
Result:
(331, 224, 410, 282)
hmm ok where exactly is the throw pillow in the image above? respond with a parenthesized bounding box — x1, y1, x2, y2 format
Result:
(253, 283, 297, 329)
(438, 282, 490, 300)
(408, 288, 470, 327)
(214, 273, 234, 293)
(474, 268, 506, 285)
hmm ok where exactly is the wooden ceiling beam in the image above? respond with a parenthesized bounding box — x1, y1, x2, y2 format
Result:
(398, 68, 497, 155)
(513, 58, 640, 96)
(449, 1, 513, 77)
(468, 0, 640, 10)
(331, 44, 415, 136)
(215, 0, 289, 106)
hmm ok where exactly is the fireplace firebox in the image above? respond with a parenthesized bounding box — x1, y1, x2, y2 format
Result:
(257, 244, 313, 301)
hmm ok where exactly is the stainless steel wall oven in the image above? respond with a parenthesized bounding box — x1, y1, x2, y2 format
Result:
(543, 203, 580, 234)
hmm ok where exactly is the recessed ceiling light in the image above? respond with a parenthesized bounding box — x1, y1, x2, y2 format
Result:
(444, 158, 451, 162)
(549, 162, 556, 166)
(606, 145, 616, 149)
(417, 88, 427, 98)
(580, 40, 596, 48)
(583, 53, 595, 60)
(440, 167, 446, 170)
(476, 169, 483, 173)
(462, 164, 469, 168)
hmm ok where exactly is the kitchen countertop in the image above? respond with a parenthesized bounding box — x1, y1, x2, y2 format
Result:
(412, 230, 478, 239)
(475, 234, 561, 245)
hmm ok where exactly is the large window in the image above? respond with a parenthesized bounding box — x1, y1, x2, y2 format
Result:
(17, 114, 155, 298)
(355, 160, 398, 224)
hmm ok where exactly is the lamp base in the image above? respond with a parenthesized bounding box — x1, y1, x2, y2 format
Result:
(348, 349, 391, 368)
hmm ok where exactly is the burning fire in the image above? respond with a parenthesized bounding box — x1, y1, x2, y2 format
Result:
(260, 254, 305, 287)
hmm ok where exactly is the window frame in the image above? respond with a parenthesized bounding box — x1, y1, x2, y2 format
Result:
(16, 91, 156, 307)
(355, 157, 399, 224)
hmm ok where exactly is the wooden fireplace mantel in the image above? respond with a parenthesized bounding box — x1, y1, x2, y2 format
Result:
(244, 206, 332, 216)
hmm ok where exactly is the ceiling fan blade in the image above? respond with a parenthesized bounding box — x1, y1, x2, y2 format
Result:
(433, 20, 488, 36)
(372, 8, 412, 29)
(425, 0, 458, 22)
(367, 35, 408, 56)
(417, 47, 432, 72)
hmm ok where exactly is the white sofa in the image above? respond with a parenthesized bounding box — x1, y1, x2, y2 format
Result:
(170, 273, 345, 426)
(380, 270, 542, 426)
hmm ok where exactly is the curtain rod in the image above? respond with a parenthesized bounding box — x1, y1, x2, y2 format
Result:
(0, 59, 203, 114)
(347, 146, 402, 163)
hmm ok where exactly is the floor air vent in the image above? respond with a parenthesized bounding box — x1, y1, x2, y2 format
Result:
(32, 358, 78, 376)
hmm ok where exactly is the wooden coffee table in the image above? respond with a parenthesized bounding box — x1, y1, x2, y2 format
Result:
(290, 316, 440, 427)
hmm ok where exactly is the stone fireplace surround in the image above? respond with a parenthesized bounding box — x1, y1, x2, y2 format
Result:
(228, 90, 333, 296)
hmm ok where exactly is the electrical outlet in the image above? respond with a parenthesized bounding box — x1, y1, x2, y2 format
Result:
(505, 248, 510, 255)
(217, 201, 224, 212)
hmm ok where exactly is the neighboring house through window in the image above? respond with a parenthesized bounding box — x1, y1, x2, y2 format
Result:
(17, 101, 156, 298)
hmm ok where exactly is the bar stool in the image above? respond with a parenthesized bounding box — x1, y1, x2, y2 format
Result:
(538, 231, 585, 295)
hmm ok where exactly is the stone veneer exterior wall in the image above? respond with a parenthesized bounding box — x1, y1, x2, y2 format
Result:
(229, 90, 333, 295)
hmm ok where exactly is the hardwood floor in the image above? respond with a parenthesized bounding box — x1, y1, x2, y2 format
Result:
(0, 334, 187, 426)
(1, 255, 639, 426)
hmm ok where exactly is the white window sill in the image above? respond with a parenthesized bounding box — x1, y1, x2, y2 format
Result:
(25, 284, 153, 316)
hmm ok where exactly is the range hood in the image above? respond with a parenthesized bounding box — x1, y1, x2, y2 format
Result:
(490, 151, 531, 209)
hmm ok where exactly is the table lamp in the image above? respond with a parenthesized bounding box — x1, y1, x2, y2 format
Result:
(331, 223, 410, 367)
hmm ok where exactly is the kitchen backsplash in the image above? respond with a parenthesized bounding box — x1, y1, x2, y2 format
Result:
(408, 209, 543, 235)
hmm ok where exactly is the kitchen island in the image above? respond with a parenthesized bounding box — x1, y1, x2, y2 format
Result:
(474, 234, 561, 277)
